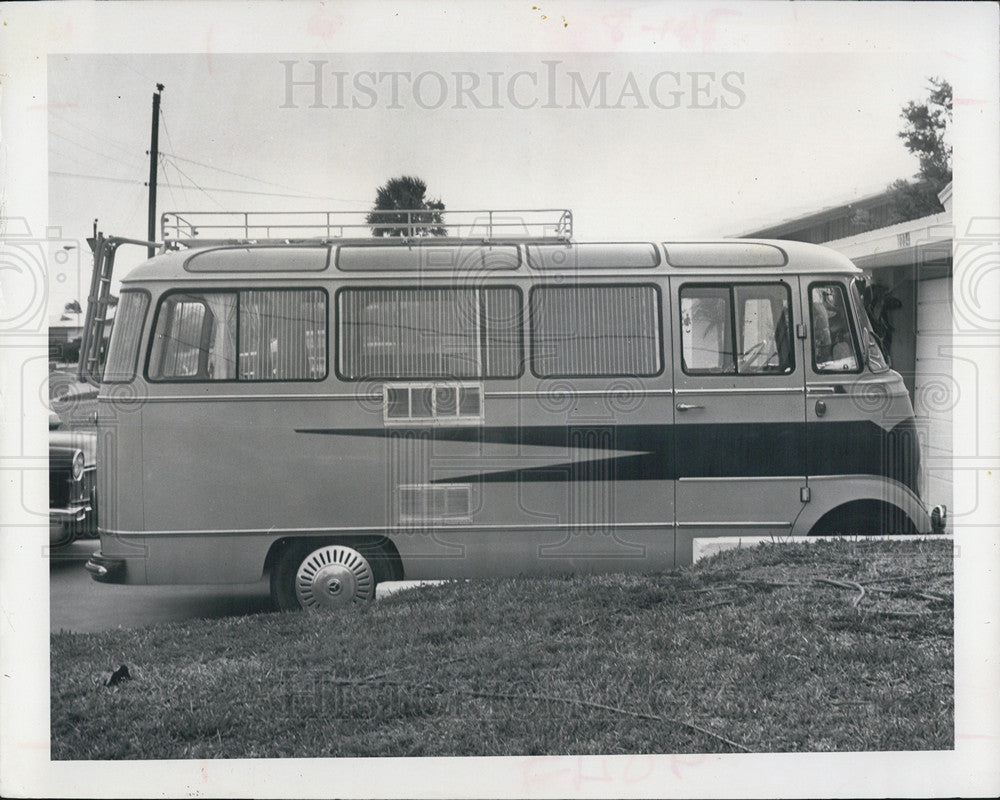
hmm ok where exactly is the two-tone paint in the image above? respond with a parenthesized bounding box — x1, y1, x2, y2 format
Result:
(86, 238, 934, 586)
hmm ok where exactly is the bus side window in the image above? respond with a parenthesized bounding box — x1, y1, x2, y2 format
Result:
(339, 287, 521, 381)
(680, 287, 734, 374)
(810, 284, 860, 372)
(103, 290, 149, 383)
(530, 285, 661, 378)
(239, 289, 327, 381)
(148, 292, 237, 381)
(735, 285, 794, 374)
(681, 283, 794, 375)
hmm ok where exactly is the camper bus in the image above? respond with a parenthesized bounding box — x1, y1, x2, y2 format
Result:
(80, 209, 946, 611)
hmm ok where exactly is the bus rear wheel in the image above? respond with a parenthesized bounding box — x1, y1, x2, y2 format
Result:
(271, 542, 376, 612)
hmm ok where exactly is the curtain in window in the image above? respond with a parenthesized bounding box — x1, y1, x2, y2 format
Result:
(531, 286, 660, 377)
(103, 291, 149, 382)
(341, 288, 487, 379)
(240, 290, 326, 380)
(202, 293, 237, 379)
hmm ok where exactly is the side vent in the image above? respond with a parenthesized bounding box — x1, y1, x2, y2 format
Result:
(383, 383, 483, 425)
(399, 484, 472, 524)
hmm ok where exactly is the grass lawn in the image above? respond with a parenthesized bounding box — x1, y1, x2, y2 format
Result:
(51, 538, 952, 759)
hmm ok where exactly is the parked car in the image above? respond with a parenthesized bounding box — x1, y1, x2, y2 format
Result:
(49, 412, 97, 547)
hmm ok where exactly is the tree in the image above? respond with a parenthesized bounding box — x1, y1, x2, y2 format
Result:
(887, 78, 952, 223)
(899, 77, 952, 188)
(366, 176, 446, 237)
(60, 296, 116, 321)
(885, 178, 944, 222)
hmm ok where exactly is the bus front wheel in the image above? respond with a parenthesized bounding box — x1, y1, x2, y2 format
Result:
(808, 500, 918, 537)
(271, 542, 376, 612)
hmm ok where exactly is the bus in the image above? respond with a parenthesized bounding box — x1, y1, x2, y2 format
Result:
(80, 208, 946, 611)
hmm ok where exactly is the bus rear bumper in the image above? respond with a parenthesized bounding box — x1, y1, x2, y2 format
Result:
(85, 552, 127, 583)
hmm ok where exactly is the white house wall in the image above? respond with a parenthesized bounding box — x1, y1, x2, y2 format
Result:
(914, 276, 954, 514)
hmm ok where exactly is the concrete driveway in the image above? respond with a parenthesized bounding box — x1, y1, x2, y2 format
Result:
(50, 541, 436, 634)
(50, 542, 272, 634)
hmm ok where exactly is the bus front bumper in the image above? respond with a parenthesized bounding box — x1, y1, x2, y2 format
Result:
(930, 504, 948, 534)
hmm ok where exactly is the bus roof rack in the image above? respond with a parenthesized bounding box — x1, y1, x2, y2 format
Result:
(161, 209, 573, 247)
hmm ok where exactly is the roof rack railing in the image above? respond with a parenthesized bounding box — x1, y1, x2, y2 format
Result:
(161, 209, 572, 246)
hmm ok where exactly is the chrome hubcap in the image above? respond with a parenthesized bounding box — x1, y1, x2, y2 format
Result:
(295, 545, 375, 611)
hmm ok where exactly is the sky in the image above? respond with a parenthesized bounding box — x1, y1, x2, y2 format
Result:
(46, 49, 954, 323)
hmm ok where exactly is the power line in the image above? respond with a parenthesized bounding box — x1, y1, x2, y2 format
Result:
(49, 129, 143, 166)
(164, 158, 227, 211)
(158, 158, 187, 211)
(51, 169, 357, 201)
(54, 100, 366, 206)
(161, 103, 365, 205)
(159, 150, 365, 204)
(51, 170, 144, 186)
(159, 105, 180, 169)
(158, 103, 361, 204)
(159, 153, 184, 212)
(157, 107, 207, 209)
(49, 111, 142, 160)
(50, 147, 95, 165)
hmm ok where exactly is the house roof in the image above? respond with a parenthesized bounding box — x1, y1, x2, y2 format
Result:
(737, 186, 902, 239)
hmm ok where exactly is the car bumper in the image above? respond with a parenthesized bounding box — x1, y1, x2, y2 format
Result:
(49, 504, 92, 547)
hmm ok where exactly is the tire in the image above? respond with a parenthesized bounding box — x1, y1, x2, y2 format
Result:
(809, 500, 918, 537)
(270, 542, 377, 612)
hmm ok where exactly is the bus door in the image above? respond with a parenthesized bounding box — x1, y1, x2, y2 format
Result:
(669, 276, 807, 562)
(798, 279, 921, 529)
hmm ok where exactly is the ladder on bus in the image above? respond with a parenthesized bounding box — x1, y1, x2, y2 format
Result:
(78, 233, 159, 386)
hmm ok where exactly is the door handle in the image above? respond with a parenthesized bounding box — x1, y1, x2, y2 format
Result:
(808, 385, 845, 395)
(676, 403, 705, 411)
(815, 400, 827, 417)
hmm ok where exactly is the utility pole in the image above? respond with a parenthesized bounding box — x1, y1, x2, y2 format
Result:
(146, 83, 164, 258)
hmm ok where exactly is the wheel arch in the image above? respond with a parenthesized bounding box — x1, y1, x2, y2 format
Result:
(791, 476, 931, 536)
(263, 533, 405, 583)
